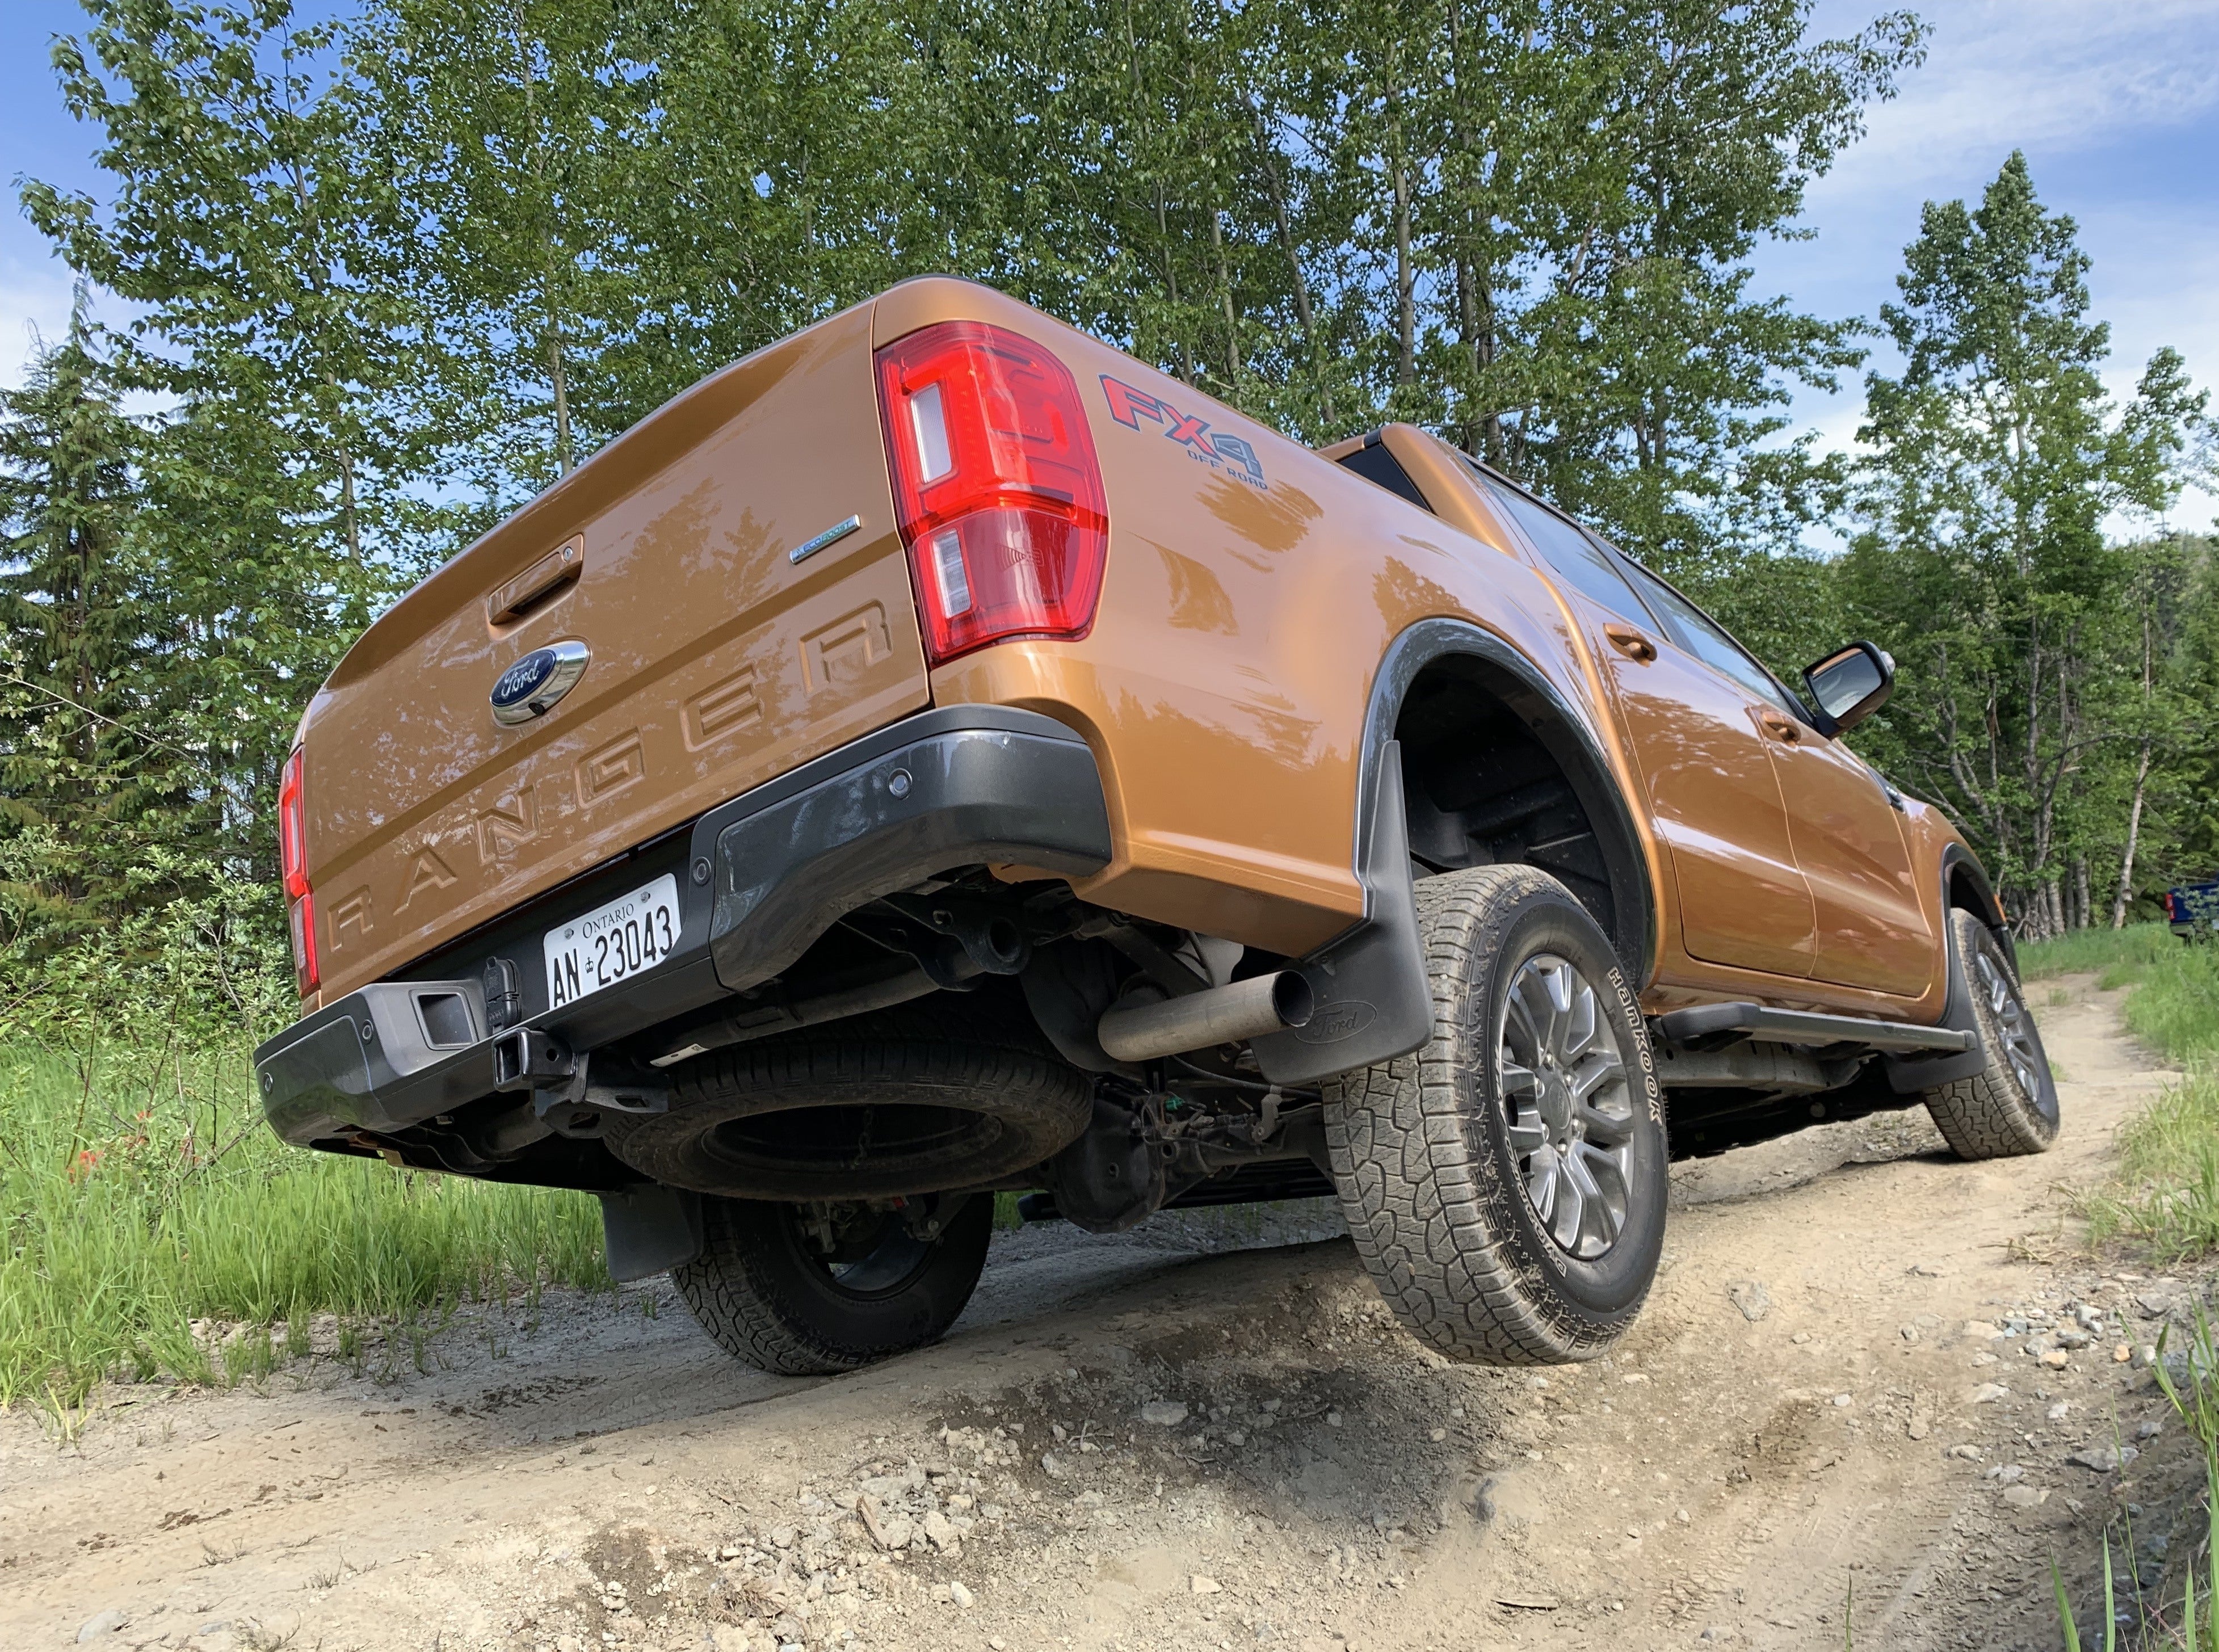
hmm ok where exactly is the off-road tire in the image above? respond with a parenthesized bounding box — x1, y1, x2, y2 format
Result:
(1324, 864, 1668, 1364)
(1923, 909, 2060, 1159)
(672, 1192, 992, 1374)
(605, 992, 1091, 1201)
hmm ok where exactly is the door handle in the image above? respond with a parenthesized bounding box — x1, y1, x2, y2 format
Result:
(1604, 623, 1657, 663)
(1757, 709, 1803, 744)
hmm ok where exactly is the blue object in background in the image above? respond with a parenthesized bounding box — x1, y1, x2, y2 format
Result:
(2167, 880, 2219, 941)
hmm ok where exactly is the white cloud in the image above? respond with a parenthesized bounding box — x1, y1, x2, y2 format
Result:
(1810, 0, 2219, 201)
(1766, 1, 2219, 539)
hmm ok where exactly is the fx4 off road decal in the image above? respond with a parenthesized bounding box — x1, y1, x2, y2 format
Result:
(1099, 376, 1267, 489)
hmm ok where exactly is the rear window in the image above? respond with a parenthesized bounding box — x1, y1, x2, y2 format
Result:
(1476, 474, 1651, 626)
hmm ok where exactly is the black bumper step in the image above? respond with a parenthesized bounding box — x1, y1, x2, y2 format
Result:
(1651, 1001, 1974, 1056)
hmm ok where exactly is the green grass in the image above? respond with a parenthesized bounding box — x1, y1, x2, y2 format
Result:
(2018, 921, 2184, 985)
(2122, 945, 2219, 1070)
(2084, 1071, 2219, 1262)
(2054, 1311, 2219, 1650)
(2071, 938, 2219, 1260)
(0, 1041, 608, 1412)
(2034, 931, 2219, 1647)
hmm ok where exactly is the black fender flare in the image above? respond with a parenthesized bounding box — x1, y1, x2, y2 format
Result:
(1365, 617, 1654, 977)
(1251, 617, 1657, 1086)
(1940, 842, 2015, 968)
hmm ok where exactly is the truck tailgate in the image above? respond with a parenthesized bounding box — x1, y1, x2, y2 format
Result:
(297, 301, 930, 1002)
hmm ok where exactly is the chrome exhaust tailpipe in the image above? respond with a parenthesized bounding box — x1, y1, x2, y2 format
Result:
(1096, 972, 1314, 1062)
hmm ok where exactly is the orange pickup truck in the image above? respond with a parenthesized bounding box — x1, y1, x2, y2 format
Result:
(256, 278, 2057, 1374)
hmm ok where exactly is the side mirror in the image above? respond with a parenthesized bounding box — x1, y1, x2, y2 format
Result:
(1802, 641, 1894, 736)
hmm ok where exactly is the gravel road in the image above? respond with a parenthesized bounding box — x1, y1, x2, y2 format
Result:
(3, 974, 2202, 1652)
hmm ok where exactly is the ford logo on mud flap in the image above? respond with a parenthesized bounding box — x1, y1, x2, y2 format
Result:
(491, 639, 591, 726)
(1295, 1001, 1377, 1044)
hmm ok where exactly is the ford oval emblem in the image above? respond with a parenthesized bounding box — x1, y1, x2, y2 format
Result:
(491, 639, 590, 725)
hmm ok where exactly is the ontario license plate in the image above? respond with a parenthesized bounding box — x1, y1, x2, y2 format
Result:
(544, 874, 680, 1010)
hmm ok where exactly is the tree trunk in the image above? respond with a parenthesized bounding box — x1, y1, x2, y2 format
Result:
(547, 329, 572, 475)
(2111, 741, 2152, 927)
(1211, 212, 1241, 385)
(1153, 187, 1191, 384)
(337, 445, 362, 561)
(1392, 155, 1415, 390)
(2112, 581, 2161, 928)
(2073, 854, 2090, 931)
(511, 5, 571, 476)
(1254, 118, 1331, 428)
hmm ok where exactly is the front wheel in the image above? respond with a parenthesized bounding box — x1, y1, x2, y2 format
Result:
(1325, 864, 1669, 1365)
(1922, 909, 2060, 1159)
(672, 1192, 991, 1374)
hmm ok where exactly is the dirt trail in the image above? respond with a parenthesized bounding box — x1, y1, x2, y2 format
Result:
(3, 976, 2203, 1652)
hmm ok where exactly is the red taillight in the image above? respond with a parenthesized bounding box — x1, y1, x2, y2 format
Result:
(288, 886, 320, 995)
(875, 321, 1110, 665)
(278, 747, 317, 992)
(279, 748, 309, 899)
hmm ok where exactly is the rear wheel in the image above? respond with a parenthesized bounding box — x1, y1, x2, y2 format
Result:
(1923, 909, 2060, 1159)
(673, 1192, 991, 1374)
(1325, 864, 1668, 1364)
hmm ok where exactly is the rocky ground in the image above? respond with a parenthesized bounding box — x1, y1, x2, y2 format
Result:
(2, 973, 2208, 1652)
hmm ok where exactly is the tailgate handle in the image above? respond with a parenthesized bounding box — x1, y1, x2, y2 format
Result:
(487, 535, 583, 624)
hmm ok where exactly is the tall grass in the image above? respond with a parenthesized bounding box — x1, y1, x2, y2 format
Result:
(2033, 929, 2219, 1647)
(2019, 922, 2186, 984)
(2054, 1311, 2219, 1651)
(0, 1041, 608, 1410)
(2065, 939, 2219, 1260)
(2123, 948, 2219, 1071)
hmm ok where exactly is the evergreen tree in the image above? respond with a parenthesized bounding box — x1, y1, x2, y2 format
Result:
(0, 300, 170, 941)
(1844, 153, 2208, 934)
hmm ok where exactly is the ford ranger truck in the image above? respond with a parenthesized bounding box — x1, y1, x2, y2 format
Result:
(256, 277, 2057, 1374)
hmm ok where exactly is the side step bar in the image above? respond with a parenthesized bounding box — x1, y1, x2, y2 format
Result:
(1651, 1002, 1974, 1056)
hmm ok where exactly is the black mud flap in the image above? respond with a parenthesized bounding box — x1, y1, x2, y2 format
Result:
(1884, 914, 1990, 1093)
(599, 1184, 704, 1283)
(1250, 742, 1431, 1087)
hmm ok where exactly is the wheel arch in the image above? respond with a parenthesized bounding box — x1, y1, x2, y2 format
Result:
(1364, 617, 1655, 985)
(1941, 843, 2016, 970)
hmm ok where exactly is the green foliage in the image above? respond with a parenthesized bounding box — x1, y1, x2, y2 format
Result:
(2018, 923, 2183, 982)
(0, 297, 176, 941)
(1842, 154, 2213, 935)
(2075, 941, 2219, 1260)
(0, 1036, 608, 1411)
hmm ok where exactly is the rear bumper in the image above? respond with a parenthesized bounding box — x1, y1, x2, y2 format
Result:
(254, 705, 1113, 1146)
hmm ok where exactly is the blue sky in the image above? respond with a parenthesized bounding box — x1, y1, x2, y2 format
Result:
(1, 0, 2214, 536)
(1775, 0, 2219, 536)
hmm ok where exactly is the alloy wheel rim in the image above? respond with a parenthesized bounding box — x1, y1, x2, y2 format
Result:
(1497, 953, 1638, 1260)
(793, 1204, 935, 1299)
(1974, 951, 2045, 1102)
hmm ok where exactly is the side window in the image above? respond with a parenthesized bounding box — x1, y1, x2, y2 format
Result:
(1615, 556, 1804, 718)
(1479, 477, 1653, 625)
